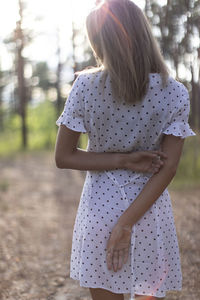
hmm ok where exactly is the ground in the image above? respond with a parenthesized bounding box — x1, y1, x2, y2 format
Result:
(0, 152, 199, 300)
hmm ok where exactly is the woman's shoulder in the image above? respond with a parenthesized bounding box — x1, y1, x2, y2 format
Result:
(74, 68, 109, 94)
(76, 68, 105, 82)
(166, 76, 189, 105)
(167, 75, 188, 91)
(149, 73, 188, 95)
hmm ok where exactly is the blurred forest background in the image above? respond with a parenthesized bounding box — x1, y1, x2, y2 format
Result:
(0, 1, 200, 299)
(0, 0, 200, 185)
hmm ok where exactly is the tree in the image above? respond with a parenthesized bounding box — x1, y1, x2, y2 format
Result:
(0, 64, 6, 130)
(145, 0, 200, 130)
(55, 28, 63, 116)
(14, 6, 27, 148)
(71, 22, 96, 78)
(33, 62, 51, 92)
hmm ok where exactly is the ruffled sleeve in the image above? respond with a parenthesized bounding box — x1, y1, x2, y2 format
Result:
(162, 84, 196, 139)
(56, 75, 87, 133)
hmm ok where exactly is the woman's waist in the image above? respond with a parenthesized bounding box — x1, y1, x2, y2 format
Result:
(86, 169, 153, 188)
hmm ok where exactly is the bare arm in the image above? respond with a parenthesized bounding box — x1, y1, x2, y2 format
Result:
(116, 134, 184, 228)
(55, 125, 166, 172)
(106, 135, 184, 271)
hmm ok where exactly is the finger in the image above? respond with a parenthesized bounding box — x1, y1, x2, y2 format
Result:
(106, 248, 114, 270)
(154, 160, 164, 167)
(123, 247, 129, 264)
(106, 252, 112, 270)
(141, 152, 160, 159)
(151, 157, 163, 166)
(151, 163, 160, 172)
(118, 249, 124, 270)
(151, 150, 167, 159)
(153, 168, 159, 174)
(112, 250, 119, 272)
(149, 162, 161, 172)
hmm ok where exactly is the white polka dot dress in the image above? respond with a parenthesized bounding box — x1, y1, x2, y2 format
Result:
(56, 71, 196, 298)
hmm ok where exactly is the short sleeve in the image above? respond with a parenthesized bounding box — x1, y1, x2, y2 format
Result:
(162, 84, 196, 139)
(56, 75, 87, 133)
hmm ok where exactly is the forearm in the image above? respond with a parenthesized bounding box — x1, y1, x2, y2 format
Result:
(55, 125, 165, 172)
(56, 148, 127, 171)
(117, 135, 184, 229)
(117, 166, 176, 228)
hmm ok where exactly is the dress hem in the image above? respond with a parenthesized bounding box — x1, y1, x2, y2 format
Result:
(69, 274, 182, 298)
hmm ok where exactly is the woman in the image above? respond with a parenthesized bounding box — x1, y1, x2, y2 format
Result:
(55, 0, 195, 299)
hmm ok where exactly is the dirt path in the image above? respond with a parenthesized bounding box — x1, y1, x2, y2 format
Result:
(0, 152, 199, 300)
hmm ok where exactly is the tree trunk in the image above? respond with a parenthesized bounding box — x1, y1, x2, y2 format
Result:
(72, 22, 77, 79)
(198, 48, 200, 131)
(190, 65, 196, 129)
(17, 40, 27, 149)
(198, 83, 200, 131)
(15, 0, 28, 149)
(56, 29, 63, 116)
(0, 87, 3, 130)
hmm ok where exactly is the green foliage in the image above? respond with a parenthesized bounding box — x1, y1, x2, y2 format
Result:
(0, 113, 22, 155)
(33, 62, 52, 91)
(170, 133, 200, 188)
(79, 133, 88, 149)
(0, 101, 57, 156)
(27, 101, 57, 150)
(0, 100, 89, 157)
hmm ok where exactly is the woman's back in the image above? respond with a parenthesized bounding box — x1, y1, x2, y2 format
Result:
(57, 70, 195, 188)
(61, 71, 194, 155)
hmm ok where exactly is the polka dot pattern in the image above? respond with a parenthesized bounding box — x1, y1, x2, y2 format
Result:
(56, 72, 195, 298)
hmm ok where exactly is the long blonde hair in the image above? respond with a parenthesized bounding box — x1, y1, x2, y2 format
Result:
(86, 0, 169, 103)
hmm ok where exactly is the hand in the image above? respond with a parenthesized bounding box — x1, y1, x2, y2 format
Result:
(106, 223, 132, 272)
(124, 150, 167, 174)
